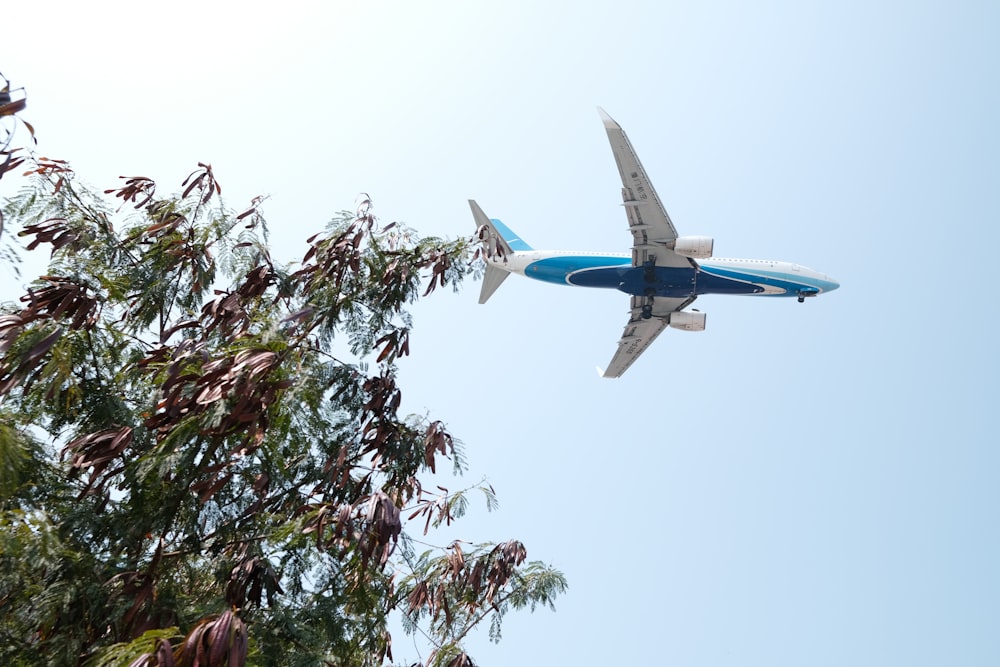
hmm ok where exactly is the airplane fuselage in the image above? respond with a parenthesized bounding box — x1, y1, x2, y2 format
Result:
(492, 251, 839, 300)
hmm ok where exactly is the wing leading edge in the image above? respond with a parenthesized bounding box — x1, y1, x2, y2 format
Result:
(598, 107, 691, 270)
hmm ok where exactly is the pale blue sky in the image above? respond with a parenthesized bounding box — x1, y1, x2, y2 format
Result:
(3, 1, 999, 665)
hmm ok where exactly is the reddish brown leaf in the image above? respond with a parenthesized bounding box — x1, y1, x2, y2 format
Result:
(0, 98, 27, 116)
(23, 327, 62, 363)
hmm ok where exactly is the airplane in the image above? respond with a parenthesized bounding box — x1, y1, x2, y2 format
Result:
(469, 108, 839, 378)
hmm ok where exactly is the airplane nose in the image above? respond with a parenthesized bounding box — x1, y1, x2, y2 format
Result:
(824, 275, 840, 292)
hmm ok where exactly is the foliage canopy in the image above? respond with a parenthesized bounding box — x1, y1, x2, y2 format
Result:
(0, 100, 565, 667)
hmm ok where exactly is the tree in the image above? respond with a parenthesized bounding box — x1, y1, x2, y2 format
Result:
(1, 71, 33, 263)
(0, 88, 565, 667)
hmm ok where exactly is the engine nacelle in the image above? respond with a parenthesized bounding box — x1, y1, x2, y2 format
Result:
(669, 311, 706, 331)
(672, 235, 714, 258)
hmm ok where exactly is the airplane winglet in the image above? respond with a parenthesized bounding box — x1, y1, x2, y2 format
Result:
(597, 106, 620, 130)
(596, 366, 606, 377)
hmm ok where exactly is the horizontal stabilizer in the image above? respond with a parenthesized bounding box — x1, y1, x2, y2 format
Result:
(479, 263, 511, 304)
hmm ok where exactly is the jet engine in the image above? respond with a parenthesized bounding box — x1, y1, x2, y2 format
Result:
(672, 236, 714, 258)
(669, 311, 706, 331)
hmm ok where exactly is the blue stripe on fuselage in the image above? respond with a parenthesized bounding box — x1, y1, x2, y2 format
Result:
(698, 264, 828, 296)
(524, 256, 630, 285)
(524, 256, 760, 298)
(693, 269, 765, 295)
(522, 255, 825, 297)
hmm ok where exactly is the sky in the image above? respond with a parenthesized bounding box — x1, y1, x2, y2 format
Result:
(3, 1, 999, 665)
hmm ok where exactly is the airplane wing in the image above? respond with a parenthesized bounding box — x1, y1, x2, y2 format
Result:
(598, 108, 691, 269)
(600, 296, 696, 378)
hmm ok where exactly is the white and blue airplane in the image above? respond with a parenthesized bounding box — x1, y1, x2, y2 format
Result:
(469, 108, 839, 378)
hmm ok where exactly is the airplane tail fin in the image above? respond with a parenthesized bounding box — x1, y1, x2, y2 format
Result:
(468, 200, 532, 304)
